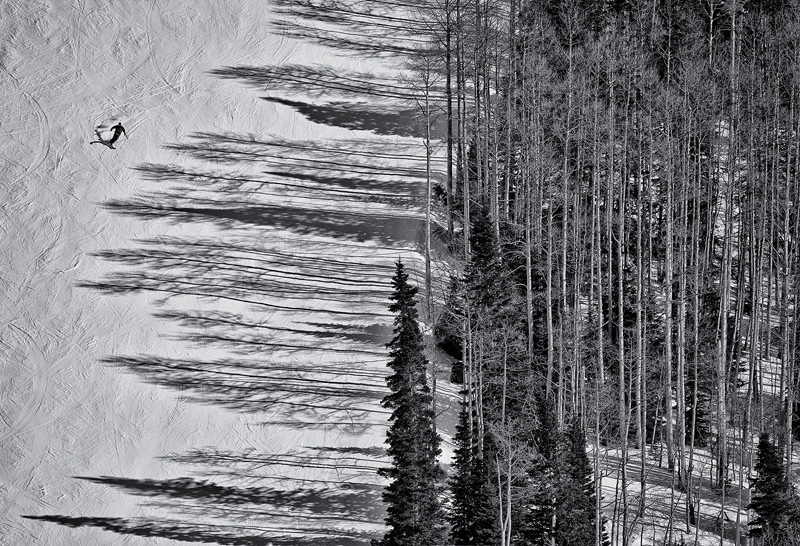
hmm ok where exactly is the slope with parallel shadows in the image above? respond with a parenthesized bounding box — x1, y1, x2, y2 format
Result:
(90, 132, 431, 420)
(20, 0, 448, 542)
(210, 0, 449, 139)
(210, 64, 448, 140)
(72, 127, 434, 543)
(3, 0, 294, 544)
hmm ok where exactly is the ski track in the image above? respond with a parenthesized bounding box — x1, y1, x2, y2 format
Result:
(1, 0, 441, 544)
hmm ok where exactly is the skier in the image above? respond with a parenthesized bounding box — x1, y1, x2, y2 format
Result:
(91, 121, 127, 149)
(106, 122, 127, 148)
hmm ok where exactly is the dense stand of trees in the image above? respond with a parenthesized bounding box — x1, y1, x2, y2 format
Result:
(375, 0, 800, 544)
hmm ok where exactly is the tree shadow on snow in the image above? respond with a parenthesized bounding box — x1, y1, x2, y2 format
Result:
(159, 132, 433, 182)
(74, 475, 386, 524)
(103, 353, 388, 427)
(102, 199, 420, 246)
(209, 63, 447, 140)
(209, 64, 419, 102)
(23, 444, 390, 543)
(23, 515, 375, 546)
(164, 445, 387, 484)
(600, 453, 745, 544)
(270, 0, 433, 58)
(263, 97, 445, 139)
(78, 130, 431, 426)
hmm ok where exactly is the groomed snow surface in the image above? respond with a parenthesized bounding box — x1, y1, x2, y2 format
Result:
(1, 0, 439, 544)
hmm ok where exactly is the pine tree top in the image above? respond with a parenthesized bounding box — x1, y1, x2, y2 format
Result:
(389, 260, 419, 319)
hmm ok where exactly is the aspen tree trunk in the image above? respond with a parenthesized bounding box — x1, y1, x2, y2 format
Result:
(737, 216, 761, 546)
(559, 19, 575, 430)
(593, 64, 606, 386)
(523, 45, 534, 357)
(595, 352, 604, 546)
(445, 0, 454, 234)
(455, 0, 473, 454)
(588, 42, 606, 543)
(736, 51, 763, 543)
(473, 0, 482, 213)
(665, 116, 675, 473)
(573, 101, 586, 422)
(503, 0, 515, 222)
(574, 197, 585, 421)
(785, 92, 800, 475)
(688, 115, 703, 531)
(496, 334, 512, 546)
(484, 0, 497, 238)
(615, 50, 630, 546)
(457, 0, 469, 260)
(647, 94, 658, 467)
(784, 90, 798, 474)
(524, 168, 534, 358)
(546, 168, 555, 399)
(635, 119, 646, 519)
(717, 7, 739, 545)
(676, 101, 689, 495)
(617, 172, 629, 546)
(423, 66, 437, 435)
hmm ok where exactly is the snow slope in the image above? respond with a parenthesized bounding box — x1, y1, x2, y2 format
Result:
(1, 0, 437, 543)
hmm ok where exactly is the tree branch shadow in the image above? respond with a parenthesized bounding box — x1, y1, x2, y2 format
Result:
(263, 97, 446, 139)
(75, 475, 386, 524)
(23, 515, 375, 545)
(271, 0, 430, 58)
(209, 64, 420, 102)
(23, 444, 391, 544)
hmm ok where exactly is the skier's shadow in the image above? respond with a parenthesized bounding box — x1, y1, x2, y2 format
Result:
(91, 128, 124, 149)
(90, 138, 115, 149)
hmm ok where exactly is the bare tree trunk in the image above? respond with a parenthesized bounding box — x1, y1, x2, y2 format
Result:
(665, 119, 675, 474)
(676, 96, 689, 499)
(446, 0, 454, 235)
(613, 48, 629, 546)
(717, 7, 739, 545)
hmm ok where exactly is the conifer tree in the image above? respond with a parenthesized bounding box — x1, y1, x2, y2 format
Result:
(554, 419, 602, 546)
(748, 432, 798, 544)
(518, 394, 558, 546)
(374, 260, 448, 546)
(449, 403, 497, 545)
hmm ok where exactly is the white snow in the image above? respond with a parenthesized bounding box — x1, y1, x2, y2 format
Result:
(1, 0, 436, 543)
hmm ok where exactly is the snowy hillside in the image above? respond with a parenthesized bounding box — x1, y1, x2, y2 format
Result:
(1, 0, 437, 544)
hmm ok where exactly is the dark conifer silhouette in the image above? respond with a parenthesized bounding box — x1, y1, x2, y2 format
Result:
(554, 419, 604, 546)
(748, 432, 798, 544)
(373, 260, 447, 546)
(449, 403, 497, 545)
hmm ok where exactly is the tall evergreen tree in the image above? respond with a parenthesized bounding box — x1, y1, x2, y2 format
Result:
(553, 419, 603, 546)
(748, 432, 798, 544)
(374, 260, 448, 546)
(449, 403, 497, 545)
(518, 394, 559, 546)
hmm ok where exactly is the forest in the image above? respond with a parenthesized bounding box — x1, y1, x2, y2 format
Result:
(373, 0, 800, 544)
